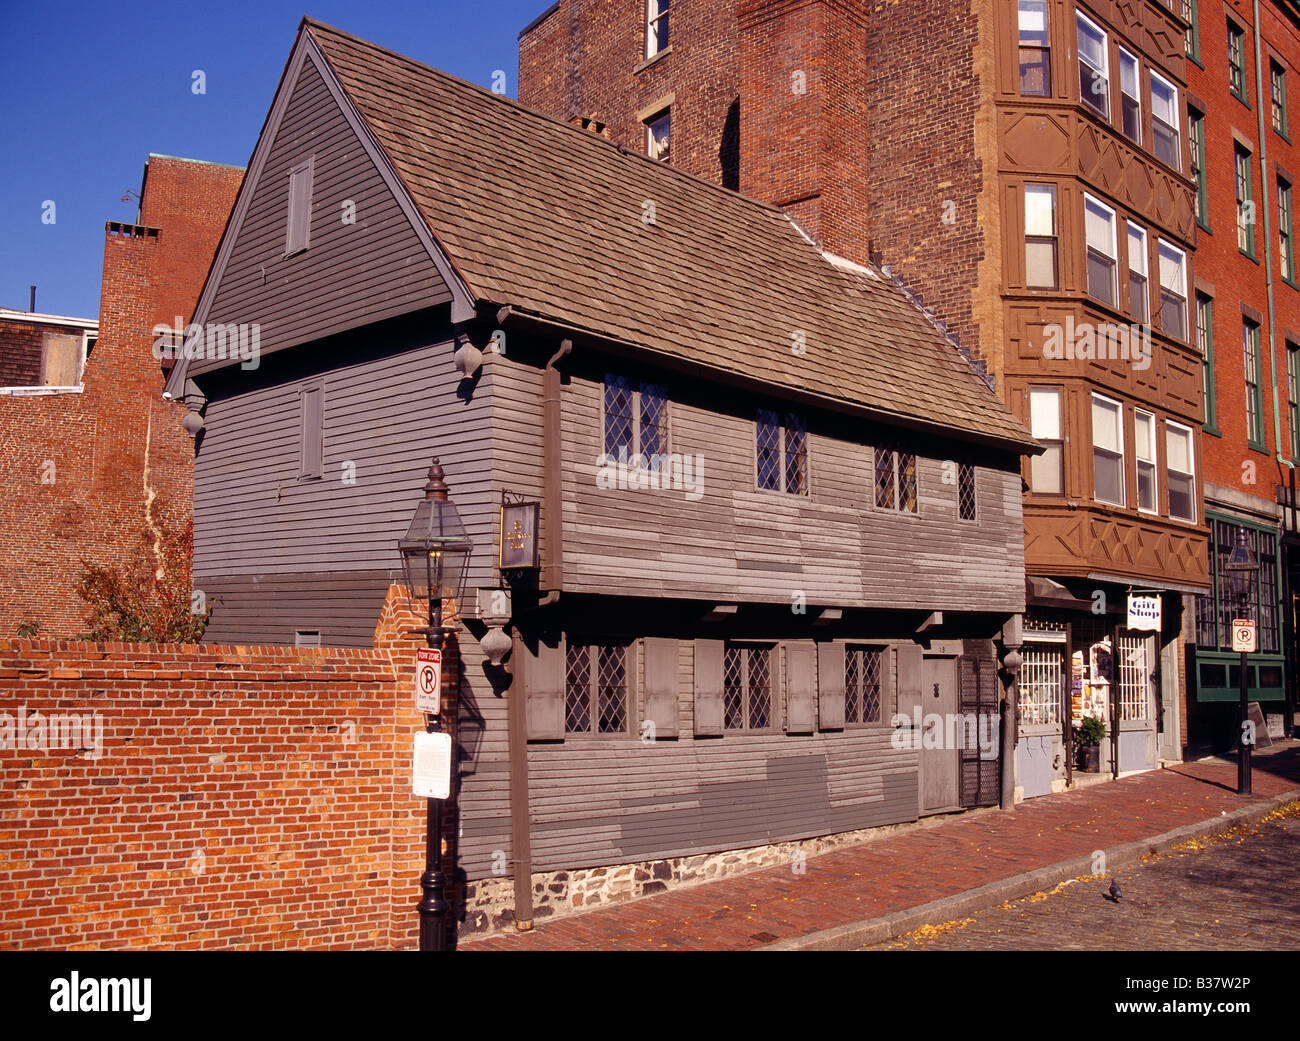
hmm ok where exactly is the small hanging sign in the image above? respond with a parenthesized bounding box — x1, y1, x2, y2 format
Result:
(1126, 594, 1161, 632)
(412, 730, 452, 799)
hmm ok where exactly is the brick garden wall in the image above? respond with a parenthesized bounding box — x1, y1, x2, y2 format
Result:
(0, 587, 450, 950)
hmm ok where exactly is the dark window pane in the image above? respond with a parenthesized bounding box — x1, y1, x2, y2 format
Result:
(756, 410, 781, 490)
(1087, 252, 1116, 305)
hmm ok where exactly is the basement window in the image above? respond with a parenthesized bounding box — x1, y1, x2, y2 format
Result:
(285, 157, 313, 257)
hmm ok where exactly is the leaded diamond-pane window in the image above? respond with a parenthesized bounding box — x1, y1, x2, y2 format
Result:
(723, 643, 775, 732)
(756, 410, 808, 494)
(565, 644, 592, 734)
(874, 447, 895, 509)
(875, 447, 918, 513)
(566, 641, 629, 735)
(603, 375, 634, 457)
(756, 410, 782, 491)
(604, 374, 669, 467)
(958, 462, 977, 520)
(845, 646, 883, 725)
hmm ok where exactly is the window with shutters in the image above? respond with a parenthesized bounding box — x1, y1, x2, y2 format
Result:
(299, 382, 323, 479)
(1197, 293, 1218, 433)
(1184, 0, 1199, 62)
(844, 646, 884, 726)
(565, 641, 630, 735)
(1272, 60, 1289, 138)
(722, 643, 775, 733)
(1189, 109, 1209, 229)
(285, 157, 313, 257)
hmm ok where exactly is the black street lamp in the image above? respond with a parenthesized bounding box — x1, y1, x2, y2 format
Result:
(1224, 527, 1259, 796)
(398, 458, 473, 951)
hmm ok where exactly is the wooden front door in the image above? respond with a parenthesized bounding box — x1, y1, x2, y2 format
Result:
(920, 656, 960, 814)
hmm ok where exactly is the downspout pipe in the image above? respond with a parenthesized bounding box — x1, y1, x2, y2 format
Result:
(1253, 0, 1293, 473)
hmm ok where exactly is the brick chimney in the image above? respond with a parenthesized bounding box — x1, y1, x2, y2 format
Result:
(738, 0, 870, 264)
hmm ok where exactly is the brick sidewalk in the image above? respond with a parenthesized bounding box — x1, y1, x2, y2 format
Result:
(460, 745, 1300, 951)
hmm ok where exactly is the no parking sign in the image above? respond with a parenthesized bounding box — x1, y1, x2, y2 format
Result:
(415, 648, 442, 714)
(1231, 619, 1257, 653)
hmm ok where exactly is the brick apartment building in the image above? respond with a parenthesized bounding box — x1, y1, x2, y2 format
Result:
(520, 0, 1212, 782)
(0, 155, 242, 637)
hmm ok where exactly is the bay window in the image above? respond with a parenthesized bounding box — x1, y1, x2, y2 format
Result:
(1092, 393, 1125, 506)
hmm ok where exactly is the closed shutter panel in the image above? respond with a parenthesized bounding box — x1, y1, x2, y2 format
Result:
(896, 643, 924, 719)
(523, 631, 565, 740)
(694, 639, 724, 736)
(643, 637, 679, 738)
(300, 384, 323, 478)
(817, 642, 846, 730)
(40, 333, 81, 386)
(784, 643, 815, 733)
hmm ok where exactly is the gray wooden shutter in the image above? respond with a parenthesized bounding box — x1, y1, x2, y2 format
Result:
(817, 642, 846, 730)
(300, 384, 323, 478)
(523, 632, 565, 740)
(694, 639, 724, 736)
(285, 157, 313, 256)
(784, 643, 815, 733)
(896, 643, 924, 720)
(643, 637, 679, 739)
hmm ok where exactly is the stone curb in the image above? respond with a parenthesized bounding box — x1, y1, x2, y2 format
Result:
(757, 787, 1300, 952)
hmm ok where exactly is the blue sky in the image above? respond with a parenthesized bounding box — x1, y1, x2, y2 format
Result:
(0, 0, 547, 318)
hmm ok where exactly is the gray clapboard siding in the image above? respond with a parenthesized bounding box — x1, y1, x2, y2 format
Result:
(193, 322, 498, 640)
(550, 365, 1024, 612)
(193, 53, 450, 375)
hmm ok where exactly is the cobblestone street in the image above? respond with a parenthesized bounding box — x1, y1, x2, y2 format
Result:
(870, 803, 1300, 951)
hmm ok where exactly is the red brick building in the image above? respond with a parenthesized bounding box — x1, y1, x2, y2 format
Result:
(1182, 1, 1300, 746)
(0, 155, 242, 638)
(520, 0, 1211, 780)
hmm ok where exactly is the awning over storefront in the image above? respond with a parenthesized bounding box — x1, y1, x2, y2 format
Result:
(1025, 577, 1095, 612)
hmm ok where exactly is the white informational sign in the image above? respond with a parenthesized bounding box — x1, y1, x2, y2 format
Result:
(1231, 619, 1257, 653)
(415, 648, 442, 715)
(1126, 594, 1162, 632)
(412, 730, 452, 800)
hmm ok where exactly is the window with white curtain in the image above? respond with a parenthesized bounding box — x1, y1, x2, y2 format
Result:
(1030, 387, 1064, 494)
(1077, 12, 1110, 118)
(1128, 222, 1148, 321)
(1135, 409, 1157, 513)
(1092, 393, 1125, 506)
(1166, 421, 1195, 521)
(1119, 47, 1141, 142)
(1085, 194, 1118, 306)
(1159, 240, 1187, 341)
(1150, 70, 1181, 169)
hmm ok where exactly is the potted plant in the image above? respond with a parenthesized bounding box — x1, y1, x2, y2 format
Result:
(1075, 715, 1105, 772)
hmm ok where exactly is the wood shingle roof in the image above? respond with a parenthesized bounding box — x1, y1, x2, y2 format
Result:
(305, 18, 1036, 452)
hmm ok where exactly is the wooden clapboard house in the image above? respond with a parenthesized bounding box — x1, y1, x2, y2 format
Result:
(165, 19, 1039, 922)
